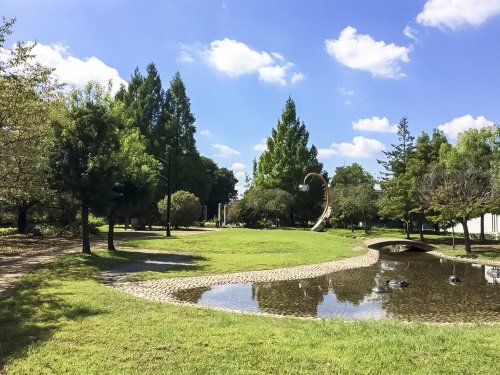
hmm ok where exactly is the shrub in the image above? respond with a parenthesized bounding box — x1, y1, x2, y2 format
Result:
(158, 191, 201, 228)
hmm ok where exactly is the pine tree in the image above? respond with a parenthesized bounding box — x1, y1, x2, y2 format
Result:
(253, 97, 325, 222)
(378, 117, 416, 238)
(378, 117, 415, 177)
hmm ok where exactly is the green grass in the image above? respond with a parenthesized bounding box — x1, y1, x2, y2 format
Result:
(0, 227, 17, 236)
(120, 228, 363, 279)
(1, 250, 498, 374)
(435, 244, 500, 261)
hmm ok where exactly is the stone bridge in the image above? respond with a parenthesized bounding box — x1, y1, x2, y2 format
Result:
(364, 237, 436, 252)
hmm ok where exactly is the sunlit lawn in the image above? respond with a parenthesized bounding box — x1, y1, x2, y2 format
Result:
(1, 248, 499, 374)
(119, 228, 364, 279)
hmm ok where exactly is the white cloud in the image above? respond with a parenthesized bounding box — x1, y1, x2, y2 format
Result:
(291, 72, 306, 84)
(271, 52, 285, 61)
(204, 38, 273, 77)
(3, 42, 126, 94)
(325, 26, 410, 79)
(231, 162, 247, 171)
(258, 63, 291, 85)
(437, 114, 494, 139)
(212, 143, 241, 158)
(403, 25, 418, 42)
(253, 139, 268, 152)
(319, 136, 386, 158)
(178, 50, 195, 63)
(318, 148, 338, 158)
(235, 171, 246, 181)
(352, 116, 398, 133)
(199, 129, 211, 136)
(201, 38, 300, 85)
(416, 0, 500, 29)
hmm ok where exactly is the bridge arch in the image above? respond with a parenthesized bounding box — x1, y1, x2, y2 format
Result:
(364, 238, 436, 252)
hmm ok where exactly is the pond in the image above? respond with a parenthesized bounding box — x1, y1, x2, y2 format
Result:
(174, 251, 500, 322)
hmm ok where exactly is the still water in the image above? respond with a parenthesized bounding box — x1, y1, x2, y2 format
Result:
(174, 252, 500, 322)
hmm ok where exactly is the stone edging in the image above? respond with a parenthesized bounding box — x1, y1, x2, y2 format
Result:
(427, 250, 500, 267)
(107, 249, 379, 308)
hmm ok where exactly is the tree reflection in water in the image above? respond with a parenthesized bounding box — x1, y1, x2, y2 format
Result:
(174, 252, 500, 322)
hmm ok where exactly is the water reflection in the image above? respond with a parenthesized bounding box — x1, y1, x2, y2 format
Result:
(174, 252, 500, 322)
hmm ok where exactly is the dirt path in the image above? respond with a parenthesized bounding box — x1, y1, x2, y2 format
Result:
(0, 228, 218, 296)
(0, 237, 107, 295)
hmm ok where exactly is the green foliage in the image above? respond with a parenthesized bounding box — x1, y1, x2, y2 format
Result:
(378, 118, 418, 236)
(253, 97, 326, 221)
(158, 190, 201, 227)
(420, 126, 499, 251)
(378, 117, 415, 176)
(116, 68, 236, 215)
(331, 163, 378, 230)
(238, 188, 294, 227)
(0, 18, 59, 232)
(48, 82, 120, 252)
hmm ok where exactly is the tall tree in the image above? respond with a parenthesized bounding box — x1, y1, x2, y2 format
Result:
(0, 17, 58, 232)
(116, 64, 164, 155)
(49, 83, 119, 253)
(421, 126, 499, 252)
(253, 97, 326, 223)
(409, 130, 450, 240)
(105, 107, 158, 250)
(378, 117, 415, 177)
(378, 117, 417, 238)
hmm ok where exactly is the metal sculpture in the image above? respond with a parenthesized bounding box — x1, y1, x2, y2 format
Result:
(299, 172, 331, 232)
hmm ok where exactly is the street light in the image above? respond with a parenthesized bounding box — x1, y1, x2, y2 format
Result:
(157, 152, 172, 238)
(299, 172, 331, 231)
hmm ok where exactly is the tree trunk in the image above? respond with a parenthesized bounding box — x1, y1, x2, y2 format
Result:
(81, 201, 91, 254)
(405, 221, 410, 239)
(124, 212, 130, 230)
(419, 211, 424, 242)
(107, 213, 116, 251)
(434, 223, 440, 235)
(350, 220, 354, 232)
(461, 217, 471, 253)
(479, 214, 485, 242)
(17, 204, 28, 233)
(451, 225, 455, 250)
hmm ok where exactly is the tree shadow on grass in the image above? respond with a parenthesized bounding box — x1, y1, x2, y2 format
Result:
(0, 272, 106, 370)
(450, 246, 500, 261)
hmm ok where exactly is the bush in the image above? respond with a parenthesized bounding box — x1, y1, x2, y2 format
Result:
(226, 202, 242, 224)
(158, 191, 201, 228)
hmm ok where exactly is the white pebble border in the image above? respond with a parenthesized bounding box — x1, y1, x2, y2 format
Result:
(107, 249, 379, 308)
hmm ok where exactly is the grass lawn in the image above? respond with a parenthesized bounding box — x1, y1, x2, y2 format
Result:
(1, 249, 499, 375)
(119, 228, 364, 279)
(1, 228, 499, 374)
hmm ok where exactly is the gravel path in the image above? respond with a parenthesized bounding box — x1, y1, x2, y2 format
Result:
(106, 249, 379, 306)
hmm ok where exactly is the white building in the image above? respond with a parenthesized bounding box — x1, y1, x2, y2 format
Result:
(453, 213, 499, 238)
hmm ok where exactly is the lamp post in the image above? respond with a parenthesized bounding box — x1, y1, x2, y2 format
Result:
(157, 150, 173, 237)
(299, 172, 331, 231)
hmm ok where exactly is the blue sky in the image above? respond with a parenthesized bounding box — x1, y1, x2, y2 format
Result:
(2, 0, 500, 192)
